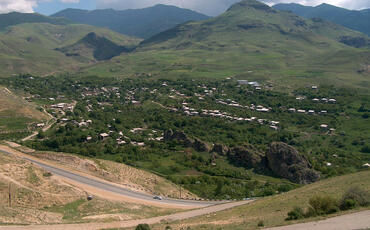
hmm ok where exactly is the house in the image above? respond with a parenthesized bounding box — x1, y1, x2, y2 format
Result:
(329, 99, 337, 103)
(312, 98, 320, 102)
(270, 126, 279, 130)
(320, 124, 328, 129)
(297, 110, 306, 113)
(363, 163, 370, 168)
(312, 85, 318, 89)
(288, 108, 296, 113)
(36, 123, 45, 128)
(308, 110, 315, 114)
(86, 136, 92, 141)
(100, 133, 109, 139)
(237, 80, 249, 85)
(320, 110, 328, 114)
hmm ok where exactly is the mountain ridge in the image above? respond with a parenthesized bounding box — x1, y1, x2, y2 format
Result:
(51, 4, 210, 39)
(273, 3, 370, 36)
(0, 12, 71, 31)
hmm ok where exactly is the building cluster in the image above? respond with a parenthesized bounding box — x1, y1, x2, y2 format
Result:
(180, 103, 280, 130)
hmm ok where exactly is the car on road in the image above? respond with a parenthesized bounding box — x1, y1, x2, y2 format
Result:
(153, 195, 163, 200)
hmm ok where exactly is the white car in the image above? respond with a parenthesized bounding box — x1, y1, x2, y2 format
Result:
(153, 196, 163, 200)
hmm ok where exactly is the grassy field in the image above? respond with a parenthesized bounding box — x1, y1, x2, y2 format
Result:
(0, 86, 47, 139)
(147, 170, 370, 230)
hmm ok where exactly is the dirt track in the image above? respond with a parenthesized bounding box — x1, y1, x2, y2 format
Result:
(266, 210, 370, 230)
(0, 200, 252, 230)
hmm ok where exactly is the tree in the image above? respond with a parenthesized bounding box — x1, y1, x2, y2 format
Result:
(135, 224, 151, 230)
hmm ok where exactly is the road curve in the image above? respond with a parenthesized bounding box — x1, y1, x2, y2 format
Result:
(0, 147, 223, 207)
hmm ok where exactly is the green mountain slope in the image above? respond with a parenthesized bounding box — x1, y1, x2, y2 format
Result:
(51, 5, 210, 39)
(0, 23, 141, 76)
(0, 12, 70, 31)
(85, 0, 370, 90)
(273, 3, 370, 36)
(57, 32, 129, 61)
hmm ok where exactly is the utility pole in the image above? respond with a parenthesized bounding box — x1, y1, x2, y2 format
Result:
(179, 185, 182, 199)
(8, 183, 11, 208)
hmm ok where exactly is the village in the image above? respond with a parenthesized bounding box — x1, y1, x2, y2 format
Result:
(21, 78, 343, 150)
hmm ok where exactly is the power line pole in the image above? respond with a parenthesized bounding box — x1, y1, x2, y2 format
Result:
(179, 185, 182, 199)
(8, 183, 11, 208)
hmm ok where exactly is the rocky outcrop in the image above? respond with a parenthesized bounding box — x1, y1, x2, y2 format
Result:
(164, 130, 211, 152)
(212, 143, 229, 156)
(193, 138, 212, 152)
(228, 145, 264, 169)
(266, 142, 320, 184)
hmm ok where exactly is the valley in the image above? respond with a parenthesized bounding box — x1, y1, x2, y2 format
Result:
(0, 0, 369, 229)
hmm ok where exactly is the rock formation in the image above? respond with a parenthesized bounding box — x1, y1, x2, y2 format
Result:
(266, 142, 320, 184)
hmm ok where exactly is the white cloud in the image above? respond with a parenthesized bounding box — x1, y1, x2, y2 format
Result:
(0, 0, 38, 13)
(96, 0, 370, 15)
(0, 0, 80, 14)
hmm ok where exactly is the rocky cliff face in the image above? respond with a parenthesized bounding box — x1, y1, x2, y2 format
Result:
(212, 143, 229, 156)
(164, 130, 212, 152)
(228, 145, 264, 169)
(266, 142, 320, 184)
(164, 130, 320, 184)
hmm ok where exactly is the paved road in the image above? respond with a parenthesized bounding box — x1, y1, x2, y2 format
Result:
(0, 148, 223, 207)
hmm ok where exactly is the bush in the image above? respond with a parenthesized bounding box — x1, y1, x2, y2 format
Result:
(135, 224, 151, 230)
(340, 186, 370, 210)
(308, 195, 339, 216)
(286, 206, 305, 220)
(340, 198, 357, 210)
(257, 220, 264, 227)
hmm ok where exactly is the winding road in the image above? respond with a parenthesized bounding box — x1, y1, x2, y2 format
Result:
(0, 146, 223, 208)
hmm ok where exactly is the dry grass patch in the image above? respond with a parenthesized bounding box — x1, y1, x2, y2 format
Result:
(150, 170, 370, 230)
(25, 149, 197, 199)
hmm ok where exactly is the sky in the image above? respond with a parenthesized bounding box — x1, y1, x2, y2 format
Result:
(0, 0, 369, 16)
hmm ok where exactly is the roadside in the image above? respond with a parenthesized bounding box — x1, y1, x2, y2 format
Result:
(265, 210, 370, 230)
(0, 144, 222, 209)
(0, 201, 252, 230)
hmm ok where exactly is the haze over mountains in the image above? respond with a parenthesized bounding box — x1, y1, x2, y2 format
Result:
(273, 3, 370, 36)
(51, 4, 209, 39)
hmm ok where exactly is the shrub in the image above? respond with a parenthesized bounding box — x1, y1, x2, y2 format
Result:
(340, 198, 357, 210)
(340, 186, 370, 210)
(308, 195, 339, 216)
(135, 224, 151, 230)
(286, 206, 305, 220)
(257, 220, 264, 227)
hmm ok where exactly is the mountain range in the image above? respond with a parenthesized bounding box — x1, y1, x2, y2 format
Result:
(0, 0, 368, 90)
(0, 12, 70, 31)
(84, 0, 369, 90)
(273, 3, 370, 36)
(51, 5, 210, 39)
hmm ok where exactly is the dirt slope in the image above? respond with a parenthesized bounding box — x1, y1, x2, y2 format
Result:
(18, 147, 197, 199)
